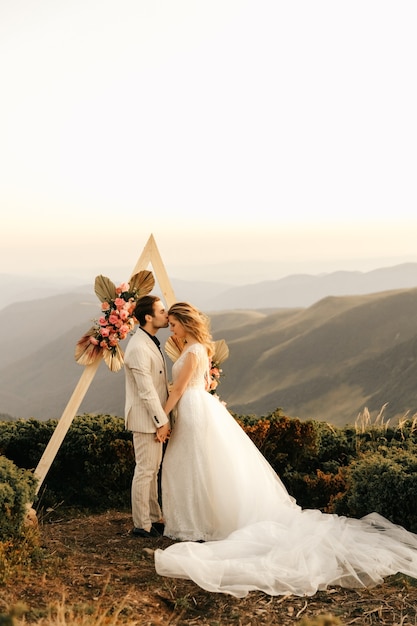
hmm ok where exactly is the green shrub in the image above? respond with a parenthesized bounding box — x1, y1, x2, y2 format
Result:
(233, 412, 354, 509)
(3, 410, 417, 530)
(0, 418, 56, 469)
(0, 455, 37, 540)
(235, 409, 319, 474)
(0, 415, 134, 511)
(48, 413, 134, 509)
(332, 448, 417, 532)
(314, 422, 356, 468)
(285, 466, 348, 512)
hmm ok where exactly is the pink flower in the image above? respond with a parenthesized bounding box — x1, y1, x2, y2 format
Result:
(76, 274, 143, 371)
(116, 282, 130, 295)
(114, 297, 125, 309)
(108, 334, 118, 346)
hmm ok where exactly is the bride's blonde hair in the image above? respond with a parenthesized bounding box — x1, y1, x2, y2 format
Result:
(168, 302, 215, 358)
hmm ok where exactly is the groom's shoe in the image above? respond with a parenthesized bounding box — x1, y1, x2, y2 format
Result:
(132, 526, 160, 538)
(152, 521, 165, 535)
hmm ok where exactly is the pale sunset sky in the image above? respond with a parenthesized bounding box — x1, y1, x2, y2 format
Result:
(1, 0, 416, 284)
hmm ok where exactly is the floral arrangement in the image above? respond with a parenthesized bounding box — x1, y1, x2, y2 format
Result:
(208, 359, 223, 395)
(75, 270, 154, 372)
(207, 339, 229, 399)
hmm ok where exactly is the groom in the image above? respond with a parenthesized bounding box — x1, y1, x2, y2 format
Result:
(124, 294, 171, 538)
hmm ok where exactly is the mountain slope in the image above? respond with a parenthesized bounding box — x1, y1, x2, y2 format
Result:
(203, 263, 417, 309)
(220, 288, 417, 424)
(2, 262, 417, 313)
(1, 287, 417, 426)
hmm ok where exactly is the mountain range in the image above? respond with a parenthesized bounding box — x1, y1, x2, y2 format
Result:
(1, 262, 417, 426)
(2, 262, 417, 311)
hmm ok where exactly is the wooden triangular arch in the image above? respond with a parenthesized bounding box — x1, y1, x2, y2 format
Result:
(33, 234, 176, 496)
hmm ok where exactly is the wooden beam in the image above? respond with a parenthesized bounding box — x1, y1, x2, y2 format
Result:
(130, 234, 176, 307)
(34, 359, 101, 494)
(32, 234, 176, 498)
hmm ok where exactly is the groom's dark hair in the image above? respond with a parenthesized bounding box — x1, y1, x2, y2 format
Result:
(134, 295, 161, 326)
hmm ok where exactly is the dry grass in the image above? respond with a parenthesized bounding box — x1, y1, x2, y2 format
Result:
(1, 510, 417, 625)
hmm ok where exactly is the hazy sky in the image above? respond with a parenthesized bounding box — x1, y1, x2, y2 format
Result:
(1, 0, 416, 284)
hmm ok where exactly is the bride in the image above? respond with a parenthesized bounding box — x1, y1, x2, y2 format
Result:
(155, 302, 417, 598)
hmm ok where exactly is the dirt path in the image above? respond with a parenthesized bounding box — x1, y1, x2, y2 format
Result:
(2, 510, 417, 625)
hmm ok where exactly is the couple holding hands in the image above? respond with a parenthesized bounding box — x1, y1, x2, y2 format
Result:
(124, 295, 417, 598)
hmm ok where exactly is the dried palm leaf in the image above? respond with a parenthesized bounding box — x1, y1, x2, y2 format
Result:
(129, 270, 155, 296)
(102, 344, 124, 372)
(94, 275, 117, 303)
(165, 336, 185, 362)
(213, 339, 229, 365)
(75, 328, 101, 365)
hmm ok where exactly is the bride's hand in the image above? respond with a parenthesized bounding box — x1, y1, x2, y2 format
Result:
(156, 423, 170, 443)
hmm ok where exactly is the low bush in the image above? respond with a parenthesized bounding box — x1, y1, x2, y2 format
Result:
(0, 455, 37, 540)
(235, 409, 318, 474)
(45, 414, 134, 509)
(0, 455, 40, 583)
(2, 411, 417, 531)
(332, 447, 417, 532)
(285, 466, 349, 512)
(0, 414, 134, 511)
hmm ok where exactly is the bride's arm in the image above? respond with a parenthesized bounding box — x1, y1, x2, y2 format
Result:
(164, 352, 197, 416)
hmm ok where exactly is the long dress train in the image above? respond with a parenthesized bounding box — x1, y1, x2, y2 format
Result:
(155, 343, 417, 597)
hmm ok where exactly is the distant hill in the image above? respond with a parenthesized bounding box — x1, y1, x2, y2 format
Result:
(1, 281, 417, 426)
(0, 274, 92, 310)
(2, 262, 417, 311)
(200, 263, 417, 309)
(220, 288, 417, 425)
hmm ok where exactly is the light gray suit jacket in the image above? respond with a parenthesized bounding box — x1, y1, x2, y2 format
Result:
(124, 327, 169, 433)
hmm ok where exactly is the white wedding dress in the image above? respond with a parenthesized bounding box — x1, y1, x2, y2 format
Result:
(155, 343, 417, 598)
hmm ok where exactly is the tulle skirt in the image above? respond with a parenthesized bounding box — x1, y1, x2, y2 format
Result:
(156, 390, 417, 597)
(155, 510, 417, 597)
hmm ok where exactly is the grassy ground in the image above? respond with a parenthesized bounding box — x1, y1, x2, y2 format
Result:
(1, 509, 417, 625)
